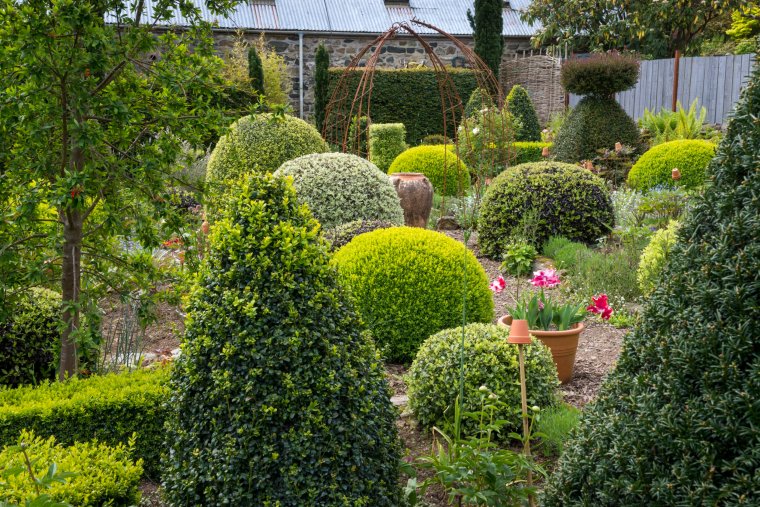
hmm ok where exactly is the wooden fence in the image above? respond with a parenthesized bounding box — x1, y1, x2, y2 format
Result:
(570, 53, 755, 124)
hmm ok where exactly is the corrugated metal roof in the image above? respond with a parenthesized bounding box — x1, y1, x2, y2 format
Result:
(107, 0, 537, 37)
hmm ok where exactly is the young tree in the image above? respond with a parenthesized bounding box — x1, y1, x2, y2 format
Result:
(0, 0, 240, 379)
(247, 46, 265, 95)
(523, 0, 745, 57)
(467, 0, 504, 79)
(314, 43, 330, 133)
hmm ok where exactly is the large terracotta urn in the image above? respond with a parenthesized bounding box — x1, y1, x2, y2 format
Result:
(498, 315, 583, 384)
(390, 172, 433, 228)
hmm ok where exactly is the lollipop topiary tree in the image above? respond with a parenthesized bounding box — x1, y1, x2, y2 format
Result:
(544, 64, 760, 506)
(553, 54, 641, 162)
(163, 173, 401, 505)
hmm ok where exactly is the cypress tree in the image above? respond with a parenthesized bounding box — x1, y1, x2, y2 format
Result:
(247, 46, 265, 95)
(162, 173, 402, 505)
(507, 84, 542, 141)
(314, 43, 330, 132)
(544, 65, 760, 505)
(467, 0, 505, 79)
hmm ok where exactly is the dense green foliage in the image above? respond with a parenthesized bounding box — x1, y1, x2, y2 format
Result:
(638, 220, 680, 295)
(332, 228, 493, 363)
(479, 162, 614, 257)
(323, 219, 396, 251)
(327, 68, 477, 144)
(627, 139, 716, 191)
(639, 99, 708, 145)
(457, 107, 516, 177)
(0, 368, 168, 478)
(369, 123, 408, 172)
(511, 142, 552, 165)
(0, 289, 60, 387)
(163, 174, 401, 506)
(561, 54, 640, 97)
(407, 324, 559, 435)
(314, 43, 329, 133)
(274, 153, 404, 229)
(388, 145, 470, 196)
(552, 96, 640, 162)
(536, 404, 581, 457)
(206, 113, 328, 184)
(464, 87, 495, 118)
(247, 46, 264, 95)
(347, 115, 370, 157)
(0, 430, 142, 507)
(467, 0, 504, 78)
(507, 85, 541, 141)
(544, 62, 760, 506)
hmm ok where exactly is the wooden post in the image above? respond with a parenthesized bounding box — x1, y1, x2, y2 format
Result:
(518, 344, 536, 507)
(672, 50, 681, 112)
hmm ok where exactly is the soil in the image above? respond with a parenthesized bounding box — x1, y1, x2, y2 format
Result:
(128, 231, 628, 505)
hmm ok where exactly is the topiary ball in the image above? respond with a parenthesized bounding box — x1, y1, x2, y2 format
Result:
(552, 96, 640, 163)
(274, 153, 404, 229)
(637, 220, 680, 295)
(0, 288, 60, 387)
(627, 139, 716, 191)
(206, 113, 328, 184)
(323, 219, 396, 251)
(507, 85, 542, 142)
(388, 145, 470, 196)
(407, 323, 559, 435)
(479, 161, 614, 258)
(332, 228, 493, 363)
(561, 54, 640, 97)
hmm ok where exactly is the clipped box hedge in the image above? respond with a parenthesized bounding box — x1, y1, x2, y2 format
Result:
(511, 141, 552, 165)
(327, 68, 477, 145)
(0, 367, 169, 478)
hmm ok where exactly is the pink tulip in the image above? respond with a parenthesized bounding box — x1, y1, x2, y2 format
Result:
(489, 275, 506, 293)
(531, 269, 560, 288)
(587, 293, 613, 320)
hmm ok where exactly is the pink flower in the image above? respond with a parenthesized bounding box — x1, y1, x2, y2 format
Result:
(587, 294, 613, 320)
(531, 269, 560, 288)
(490, 275, 506, 293)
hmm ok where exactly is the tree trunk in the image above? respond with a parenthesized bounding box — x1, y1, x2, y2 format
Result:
(59, 208, 82, 380)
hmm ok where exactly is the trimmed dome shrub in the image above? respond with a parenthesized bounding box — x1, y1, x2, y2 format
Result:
(163, 173, 401, 506)
(552, 96, 640, 162)
(479, 161, 614, 258)
(274, 153, 404, 229)
(332, 228, 494, 363)
(561, 53, 640, 97)
(206, 113, 328, 183)
(637, 220, 680, 295)
(323, 219, 395, 251)
(627, 139, 716, 191)
(0, 288, 60, 387)
(511, 141, 552, 165)
(407, 323, 559, 435)
(507, 85, 541, 142)
(388, 145, 470, 196)
(544, 62, 760, 507)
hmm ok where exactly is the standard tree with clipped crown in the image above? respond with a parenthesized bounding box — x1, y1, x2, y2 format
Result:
(544, 64, 760, 506)
(162, 173, 402, 506)
(507, 85, 542, 142)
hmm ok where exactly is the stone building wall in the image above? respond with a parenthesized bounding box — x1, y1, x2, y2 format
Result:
(213, 31, 533, 121)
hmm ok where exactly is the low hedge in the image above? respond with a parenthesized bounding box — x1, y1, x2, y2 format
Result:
(627, 139, 716, 191)
(511, 141, 552, 165)
(388, 145, 470, 196)
(327, 68, 477, 145)
(332, 228, 493, 363)
(479, 162, 614, 257)
(274, 152, 404, 229)
(0, 430, 142, 506)
(0, 367, 169, 478)
(638, 220, 681, 295)
(407, 323, 559, 435)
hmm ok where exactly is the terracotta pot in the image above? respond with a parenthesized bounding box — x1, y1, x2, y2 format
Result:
(497, 315, 583, 384)
(390, 172, 433, 228)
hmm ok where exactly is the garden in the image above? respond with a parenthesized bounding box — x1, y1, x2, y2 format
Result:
(0, 1, 758, 507)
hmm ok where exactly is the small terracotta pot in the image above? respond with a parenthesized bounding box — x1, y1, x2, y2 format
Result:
(541, 146, 550, 157)
(390, 172, 433, 228)
(497, 315, 583, 384)
(672, 168, 682, 181)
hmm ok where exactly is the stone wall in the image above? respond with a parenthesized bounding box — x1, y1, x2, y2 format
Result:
(213, 31, 532, 121)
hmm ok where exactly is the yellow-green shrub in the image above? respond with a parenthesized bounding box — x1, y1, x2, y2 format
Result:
(332, 228, 493, 362)
(627, 139, 716, 190)
(388, 145, 470, 196)
(0, 430, 142, 506)
(637, 220, 681, 295)
(511, 141, 552, 165)
(0, 367, 169, 478)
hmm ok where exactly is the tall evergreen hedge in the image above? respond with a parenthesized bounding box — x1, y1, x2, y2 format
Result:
(327, 68, 477, 145)
(162, 173, 401, 506)
(544, 64, 760, 506)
